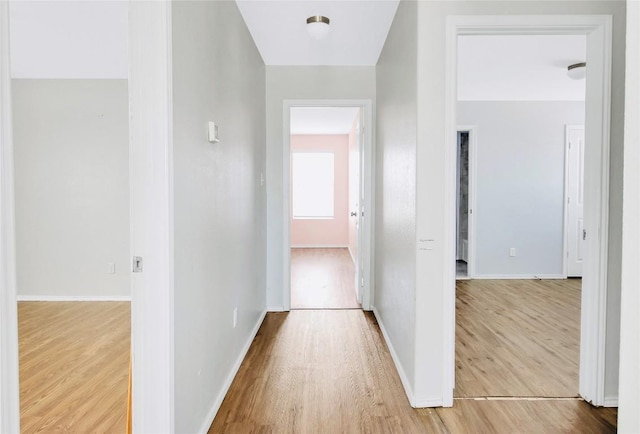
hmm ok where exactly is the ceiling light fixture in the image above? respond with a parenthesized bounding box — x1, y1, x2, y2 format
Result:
(567, 62, 587, 80)
(306, 15, 330, 40)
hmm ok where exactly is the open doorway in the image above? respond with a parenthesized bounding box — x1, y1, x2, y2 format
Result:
(455, 127, 475, 280)
(289, 107, 362, 309)
(8, 2, 131, 431)
(453, 33, 590, 399)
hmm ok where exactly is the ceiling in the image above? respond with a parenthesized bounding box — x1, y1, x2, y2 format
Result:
(458, 35, 587, 101)
(290, 107, 360, 135)
(236, 0, 399, 66)
(8, 1, 587, 103)
(9, 0, 128, 79)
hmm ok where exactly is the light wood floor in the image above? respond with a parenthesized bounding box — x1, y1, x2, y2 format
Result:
(210, 281, 617, 433)
(18, 301, 130, 433)
(455, 279, 581, 397)
(291, 248, 360, 309)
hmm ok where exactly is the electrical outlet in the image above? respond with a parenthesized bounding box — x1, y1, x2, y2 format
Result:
(233, 307, 238, 328)
(509, 248, 516, 257)
(260, 172, 265, 187)
(107, 262, 116, 274)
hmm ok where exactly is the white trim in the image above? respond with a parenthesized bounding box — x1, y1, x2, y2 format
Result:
(456, 125, 477, 278)
(603, 396, 618, 408)
(290, 245, 349, 249)
(267, 306, 285, 312)
(0, 1, 21, 431)
(413, 397, 445, 408)
(129, 2, 175, 432)
(282, 100, 375, 312)
(372, 307, 416, 407)
(348, 246, 356, 265)
(444, 14, 613, 409)
(16, 295, 132, 302)
(198, 310, 267, 434)
(471, 274, 566, 280)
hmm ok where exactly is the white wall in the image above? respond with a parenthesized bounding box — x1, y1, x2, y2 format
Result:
(171, 2, 266, 432)
(265, 66, 375, 310)
(12, 79, 130, 298)
(415, 0, 626, 405)
(618, 0, 640, 430)
(457, 101, 585, 277)
(374, 0, 419, 404)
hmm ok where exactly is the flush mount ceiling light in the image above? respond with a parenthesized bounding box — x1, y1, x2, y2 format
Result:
(567, 62, 587, 80)
(306, 15, 330, 40)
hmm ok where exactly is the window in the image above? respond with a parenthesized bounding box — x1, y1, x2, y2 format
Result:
(292, 152, 334, 219)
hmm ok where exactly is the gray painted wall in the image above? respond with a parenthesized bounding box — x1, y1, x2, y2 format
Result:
(265, 66, 376, 309)
(457, 101, 585, 277)
(12, 79, 130, 298)
(415, 0, 625, 404)
(374, 0, 418, 402)
(171, 2, 266, 432)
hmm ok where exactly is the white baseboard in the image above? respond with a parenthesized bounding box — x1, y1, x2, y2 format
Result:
(372, 306, 416, 407)
(198, 309, 267, 434)
(17, 295, 131, 302)
(348, 246, 356, 264)
(471, 274, 565, 280)
(413, 396, 444, 407)
(290, 245, 349, 249)
(603, 396, 618, 407)
(267, 306, 285, 312)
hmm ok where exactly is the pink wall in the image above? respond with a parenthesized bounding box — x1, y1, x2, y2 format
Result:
(291, 134, 349, 247)
(348, 117, 359, 263)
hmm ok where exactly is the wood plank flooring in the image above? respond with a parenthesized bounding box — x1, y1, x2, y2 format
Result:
(455, 279, 581, 397)
(18, 301, 130, 433)
(210, 280, 617, 433)
(209, 310, 444, 433)
(291, 248, 360, 309)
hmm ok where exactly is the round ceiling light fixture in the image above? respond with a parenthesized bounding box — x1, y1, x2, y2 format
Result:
(567, 62, 587, 80)
(306, 15, 330, 40)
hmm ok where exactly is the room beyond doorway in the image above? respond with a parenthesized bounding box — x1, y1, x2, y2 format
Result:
(291, 248, 361, 309)
(282, 100, 374, 312)
(289, 106, 362, 310)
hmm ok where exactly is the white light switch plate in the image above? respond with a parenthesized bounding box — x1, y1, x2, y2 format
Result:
(208, 121, 219, 143)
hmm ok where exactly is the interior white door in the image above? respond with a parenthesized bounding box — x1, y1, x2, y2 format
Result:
(348, 110, 362, 302)
(567, 125, 585, 277)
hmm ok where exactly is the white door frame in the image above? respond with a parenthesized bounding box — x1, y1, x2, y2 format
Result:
(0, 1, 21, 431)
(456, 125, 477, 278)
(282, 100, 374, 311)
(128, 2, 175, 432)
(563, 124, 586, 278)
(444, 15, 612, 406)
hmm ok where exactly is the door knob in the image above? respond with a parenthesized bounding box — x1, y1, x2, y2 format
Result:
(350, 212, 357, 217)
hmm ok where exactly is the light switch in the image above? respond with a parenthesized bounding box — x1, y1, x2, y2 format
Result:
(208, 121, 219, 143)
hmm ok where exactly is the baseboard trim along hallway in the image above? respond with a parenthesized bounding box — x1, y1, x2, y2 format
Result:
(198, 309, 267, 434)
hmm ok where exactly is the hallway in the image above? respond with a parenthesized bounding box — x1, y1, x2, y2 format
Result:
(209, 307, 616, 433)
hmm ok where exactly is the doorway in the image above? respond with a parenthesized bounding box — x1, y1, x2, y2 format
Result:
(289, 107, 362, 309)
(455, 127, 476, 280)
(444, 16, 612, 407)
(455, 34, 588, 399)
(1, 2, 132, 431)
(282, 100, 374, 312)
